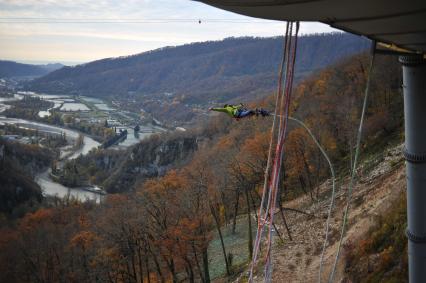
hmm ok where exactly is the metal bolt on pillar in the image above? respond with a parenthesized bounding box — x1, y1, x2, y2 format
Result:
(400, 54, 426, 283)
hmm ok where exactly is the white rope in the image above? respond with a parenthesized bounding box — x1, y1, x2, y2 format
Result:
(286, 117, 337, 283)
(327, 47, 376, 283)
(271, 114, 337, 283)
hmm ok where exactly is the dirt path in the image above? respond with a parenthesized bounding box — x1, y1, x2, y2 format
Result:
(247, 144, 405, 283)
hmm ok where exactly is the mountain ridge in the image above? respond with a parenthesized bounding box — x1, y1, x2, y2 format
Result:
(0, 60, 63, 79)
(27, 33, 370, 104)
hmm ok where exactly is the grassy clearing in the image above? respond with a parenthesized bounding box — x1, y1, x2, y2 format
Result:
(209, 215, 257, 280)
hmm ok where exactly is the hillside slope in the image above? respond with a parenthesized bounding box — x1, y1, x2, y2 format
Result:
(28, 33, 369, 104)
(0, 139, 53, 216)
(0, 49, 406, 283)
(248, 144, 405, 283)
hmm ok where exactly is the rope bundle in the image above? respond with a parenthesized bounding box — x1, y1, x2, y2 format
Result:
(248, 21, 299, 283)
(247, 21, 375, 283)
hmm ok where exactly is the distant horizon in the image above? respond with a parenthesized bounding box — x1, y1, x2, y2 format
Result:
(2, 31, 343, 66)
(9, 59, 83, 66)
(0, 0, 338, 63)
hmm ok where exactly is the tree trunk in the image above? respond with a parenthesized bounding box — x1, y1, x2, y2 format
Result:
(252, 188, 286, 241)
(298, 175, 309, 196)
(210, 204, 230, 276)
(277, 179, 293, 241)
(148, 247, 164, 283)
(220, 189, 229, 226)
(183, 257, 195, 283)
(232, 190, 240, 234)
(244, 187, 253, 259)
(126, 258, 133, 283)
(191, 242, 204, 283)
(249, 191, 259, 224)
(302, 154, 315, 201)
(143, 246, 151, 283)
(202, 249, 210, 283)
(349, 137, 354, 175)
(137, 246, 144, 283)
(278, 197, 293, 241)
(315, 152, 322, 199)
(131, 252, 138, 283)
(167, 259, 178, 283)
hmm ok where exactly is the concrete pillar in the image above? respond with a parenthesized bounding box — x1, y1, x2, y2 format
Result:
(400, 54, 426, 283)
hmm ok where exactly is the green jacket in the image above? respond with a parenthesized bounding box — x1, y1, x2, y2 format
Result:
(211, 104, 243, 118)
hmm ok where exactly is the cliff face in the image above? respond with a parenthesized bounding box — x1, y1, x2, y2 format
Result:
(130, 136, 197, 172)
(104, 134, 198, 193)
(73, 132, 198, 193)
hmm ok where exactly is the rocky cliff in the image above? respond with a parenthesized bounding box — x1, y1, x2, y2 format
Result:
(70, 132, 198, 193)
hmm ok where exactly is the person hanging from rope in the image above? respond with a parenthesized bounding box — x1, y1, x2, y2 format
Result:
(209, 103, 270, 119)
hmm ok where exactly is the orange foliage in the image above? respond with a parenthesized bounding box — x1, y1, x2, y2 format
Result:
(70, 231, 99, 250)
(19, 208, 53, 231)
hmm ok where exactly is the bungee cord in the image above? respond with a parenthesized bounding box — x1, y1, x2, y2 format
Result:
(264, 21, 299, 282)
(269, 45, 376, 283)
(247, 37, 375, 283)
(248, 21, 290, 283)
(248, 21, 299, 283)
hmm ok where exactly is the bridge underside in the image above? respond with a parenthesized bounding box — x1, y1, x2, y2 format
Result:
(196, 0, 426, 54)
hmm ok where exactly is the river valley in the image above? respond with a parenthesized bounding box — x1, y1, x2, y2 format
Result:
(0, 92, 164, 202)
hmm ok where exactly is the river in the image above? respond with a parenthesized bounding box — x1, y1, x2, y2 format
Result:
(0, 116, 100, 157)
(0, 93, 162, 203)
(0, 116, 103, 202)
(35, 170, 103, 203)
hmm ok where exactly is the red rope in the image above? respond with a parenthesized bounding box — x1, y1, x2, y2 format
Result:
(248, 21, 299, 283)
(248, 22, 291, 279)
(265, 23, 299, 277)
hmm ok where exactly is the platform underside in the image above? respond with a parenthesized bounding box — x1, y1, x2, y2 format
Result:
(195, 0, 426, 54)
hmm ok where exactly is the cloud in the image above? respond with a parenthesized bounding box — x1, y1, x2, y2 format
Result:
(0, 0, 337, 62)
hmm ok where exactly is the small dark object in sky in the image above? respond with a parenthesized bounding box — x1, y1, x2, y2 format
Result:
(198, 19, 201, 24)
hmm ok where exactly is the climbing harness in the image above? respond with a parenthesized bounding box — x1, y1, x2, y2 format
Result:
(248, 21, 299, 283)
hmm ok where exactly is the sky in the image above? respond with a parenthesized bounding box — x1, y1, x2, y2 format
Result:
(0, 0, 338, 65)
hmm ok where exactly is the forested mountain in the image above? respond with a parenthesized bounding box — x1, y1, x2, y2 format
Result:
(0, 61, 63, 78)
(61, 52, 403, 197)
(0, 50, 406, 282)
(28, 33, 370, 104)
